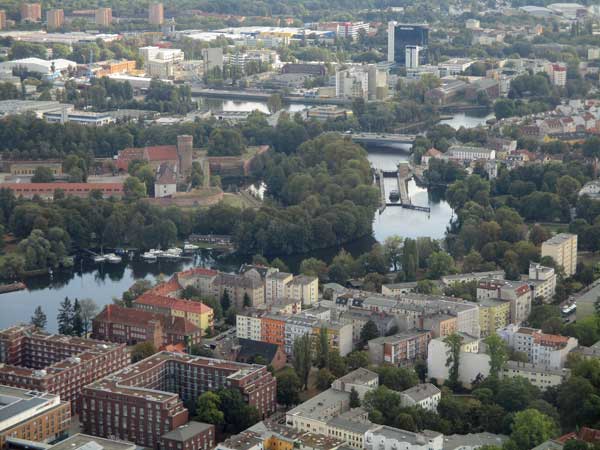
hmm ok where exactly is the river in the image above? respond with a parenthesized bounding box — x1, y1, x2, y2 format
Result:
(0, 101, 491, 332)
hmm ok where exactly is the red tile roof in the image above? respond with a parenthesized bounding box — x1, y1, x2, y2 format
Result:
(150, 277, 182, 296)
(96, 304, 201, 336)
(176, 267, 219, 279)
(0, 182, 124, 195)
(145, 146, 178, 161)
(135, 292, 213, 315)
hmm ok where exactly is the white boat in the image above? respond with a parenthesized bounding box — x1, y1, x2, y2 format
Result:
(105, 253, 122, 264)
(183, 242, 199, 251)
(141, 251, 158, 261)
(161, 248, 183, 259)
(93, 254, 106, 263)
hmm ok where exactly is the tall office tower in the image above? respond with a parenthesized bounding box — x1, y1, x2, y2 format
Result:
(387, 21, 429, 65)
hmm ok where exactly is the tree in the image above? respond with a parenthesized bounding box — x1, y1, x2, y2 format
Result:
(131, 341, 157, 362)
(350, 387, 361, 408)
(57, 297, 73, 335)
(316, 368, 335, 390)
(508, 409, 558, 450)
(72, 298, 84, 337)
(218, 388, 260, 434)
(30, 306, 47, 329)
(78, 298, 98, 335)
(317, 326, 330, 369)
(270, 257, 289, 272)
(208, 128, 245, 156)
(123, 176, 146, 200)
(484, 334, 508, 379)
(376, 366, 418, 391)
(444, 333, 463, 389)
(346, 351, 370, 370)
(293, 334, 313, 389)
(31, 166, 55, 183)
(267, 93, 283, 113)
(196, 391, 224, 425)
(243, 292, 251, 308)
(384, 235, 404, 272)
(276, 368, 301, 406)
(360, 320, 380, 345)
(427, 251, 456, 279)
(299, 257, 328, 281)
(221, 289, 231, 311)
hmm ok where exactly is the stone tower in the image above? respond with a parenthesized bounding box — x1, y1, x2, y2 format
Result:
(176, 135, 193, 177)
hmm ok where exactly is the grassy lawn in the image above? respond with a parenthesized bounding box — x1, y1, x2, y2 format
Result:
(221, 193, 259, 209)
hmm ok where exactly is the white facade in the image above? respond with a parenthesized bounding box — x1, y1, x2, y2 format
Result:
(286, 275, 319, 305)
(147, 59, 174, 78)
(336, 68, 369, 99)
(445, 145, 496, 161)
(427, 338, 491, 387)
(365, 426, 444, 450)
(502, 361, 570, 390)
(527, 263, 556, 301)
(265, 272, 293, 304)
(405, 46, 420, 69)
(498, 324, 578, 369)
(0, 57, 75, 75)
(399, 384, 441, 411)
(236, 314, 263, 341)
(387, 21, 397, 63)
(154, 181, 176, 198)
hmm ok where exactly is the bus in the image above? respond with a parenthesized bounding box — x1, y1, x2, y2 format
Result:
(562, 303, 576, 316)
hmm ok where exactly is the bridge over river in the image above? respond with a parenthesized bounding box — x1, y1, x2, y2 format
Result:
(349, 133, 418, 148)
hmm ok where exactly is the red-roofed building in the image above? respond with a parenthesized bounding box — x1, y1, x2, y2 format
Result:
(0, 182, 124, 200)
(134, 293, 213, 335)
(92, 304, 202, 348)
(557, 427, 600, 445)
(115, 135, 193, 178)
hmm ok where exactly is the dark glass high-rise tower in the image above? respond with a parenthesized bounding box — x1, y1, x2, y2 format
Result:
(387, 22, 429, 65)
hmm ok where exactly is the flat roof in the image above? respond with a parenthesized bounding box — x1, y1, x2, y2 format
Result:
(161, 421, 213, 442)
(286, 388, 349, 422)
(49, 434, 136, 450)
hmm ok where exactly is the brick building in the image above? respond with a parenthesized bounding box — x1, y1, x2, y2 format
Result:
(0, 183, 124, 200)
(0, 325, 128, 411)
(80, 352, 276, 449)
(134, 293, 214, 335)
(92, 304, 202, 348)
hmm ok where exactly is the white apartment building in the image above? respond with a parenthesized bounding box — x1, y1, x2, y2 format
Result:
(284, 315, 317, 355)
(541, 233, 578, 276)
(265, 272, 293, 304)
(286, 275, 319, 305)
(527, 263, 556, 302)
(236, 313, 263, 341)
(546, 62, 567, 87)
(502, 361, 570, 390)
(444, 145, 496, 161)
(399, 383, 441, 412)
(365, 426, 443, 450)
(498, 324, 578, 369)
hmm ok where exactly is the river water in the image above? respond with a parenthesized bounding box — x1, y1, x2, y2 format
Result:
(0, 100, 491, 332)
